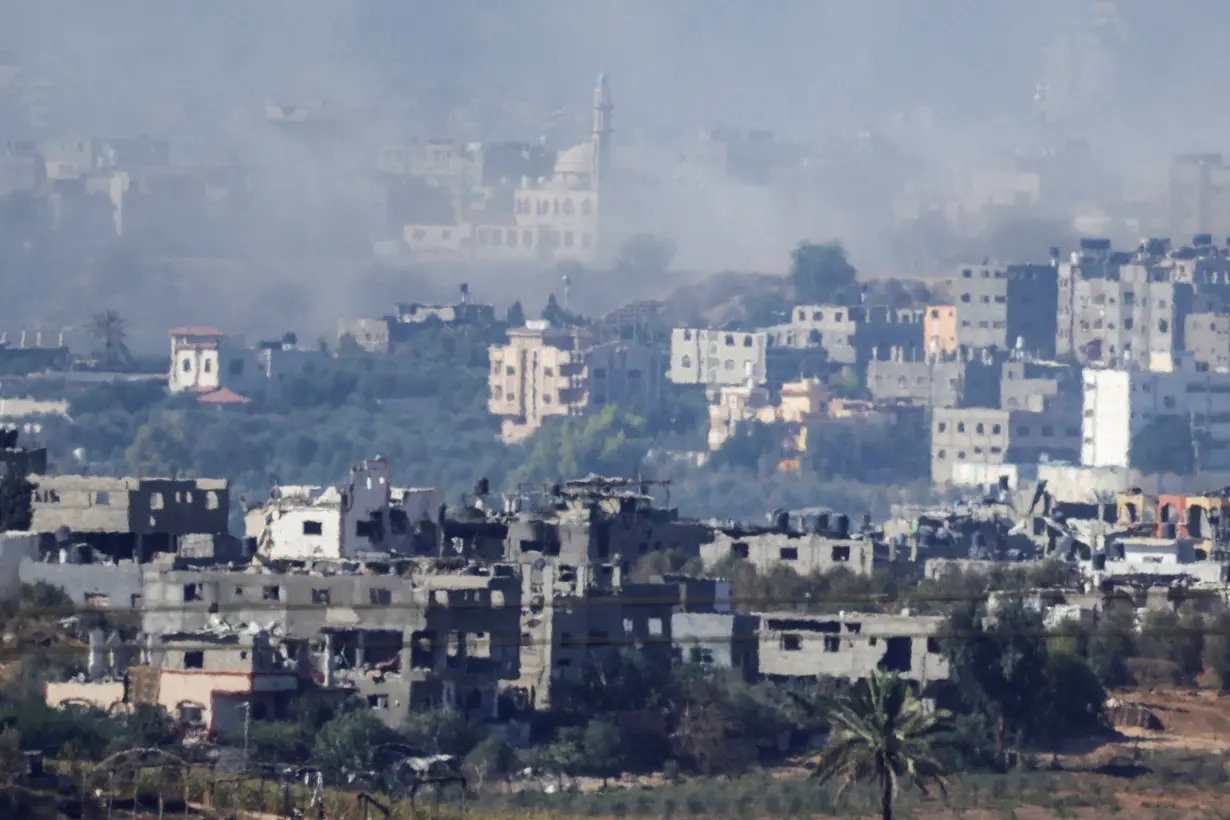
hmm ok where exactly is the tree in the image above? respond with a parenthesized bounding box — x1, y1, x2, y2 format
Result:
(505, 301, 526, 328)
(1087, 603, 1136, 688)
(789, 241, 858, 305)
(311, 710, 400, 785)
(0, 469, 33, 531)
(617, 233, 676, 276)
(463, 734, 515, 792)
(86, 311, 133, 369)
(582, 718, 624, 785)
(540, 293, 587, 328)
(1204, 611, 1230, 690)
(809, 671, 950, 820)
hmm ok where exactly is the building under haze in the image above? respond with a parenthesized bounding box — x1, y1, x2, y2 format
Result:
(395, 74, 613, 267)
(1170, 154, 1230, 241)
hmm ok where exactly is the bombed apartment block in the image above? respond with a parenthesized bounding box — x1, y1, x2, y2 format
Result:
(46, 627, 301, 738)
(698, 512, 882, 577)
(247, 458, 503, 564)
(510, 560, 679, 711)
(772, 305, 926, 366)
(141, 562, 521, 727)
(943, 262, 1058, 357)
(671, 611, 759, 681)
(22, 473, 231, 565)
(503, 477, 708, 576)
(757, 611, 949, 688)
(0, 427, 45, 476)
(999, 359, 1080, 412)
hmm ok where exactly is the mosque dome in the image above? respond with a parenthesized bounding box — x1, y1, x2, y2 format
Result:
(552, 142, 594, 180)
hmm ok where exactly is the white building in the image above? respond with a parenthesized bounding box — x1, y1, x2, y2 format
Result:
(669, 328, 769, 386)
(1081, 357, 1230, 470)
(168, 327, 326, 403)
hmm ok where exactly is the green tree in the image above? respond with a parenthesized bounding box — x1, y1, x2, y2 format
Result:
(505, 301, 526, 327)
(0, 468, 33, 531)
(582, 718, 625, 785)
(809, 671, 950, 820)
(463, 734, 515, 791)
(86, 310, 133, 369)
(1131, 415, 1194, 474)
(400, 708, 480, 757)
(312, 710, 400, 785)
(709, 420, 781, 472)
(540, 293, 587, 328)
(1087, 603, 1136, 688)
(789, 241, 858, 305)
(511, 404, 651, 484)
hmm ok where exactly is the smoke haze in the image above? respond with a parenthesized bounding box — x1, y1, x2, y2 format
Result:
(6, 1, 1230, 348)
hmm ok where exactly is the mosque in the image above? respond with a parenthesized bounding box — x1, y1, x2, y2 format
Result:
(398, 74, 614, 266)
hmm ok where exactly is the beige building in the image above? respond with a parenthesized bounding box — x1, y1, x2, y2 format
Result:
(169, 326, 326, 403)
(488, 320, 662, 443)
(708, 379, 827, 451)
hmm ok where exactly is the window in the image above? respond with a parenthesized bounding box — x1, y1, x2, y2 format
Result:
(781, 634, 802, 651)
(367, 695, 389, 709)
(1159, 320, 1169, 333)
(779, 547, 799, 561)
(957, 451, 967, 460)
(181, 358, 191, 373)
(411, 228, 426, 240)
(937, 422, 947, 433)
(1164, 396, 1176, 409)
(937, 449, 947, 459)
(960, 293, 971, 303)
(563, 231, 574, 248)
(506, 229, 517, 247)
(370, 588, 392, 605)
(303, 520, 323, 535)
(976, 423, 984, 434)
(150, 492, 164, 510)
(724, 359, 735, 370)
(743, 336, 754, 348)
(95, 491, 110, 505)
(823, 636, 841, 652)
(1016, 426, 1030, 436)
(991, 424, 1001, 434)
(957, 422, 965, 433)
(724, 334, 736, 346)
(581, 198, 592, 215)
(679, 355, 692, 368)
(1041, 426, 1054, 437)
(184, 651, 204, 669)
(832, 545, 851, 562)
(262, 585, 280, 601)
(311, 588, 330, 605)
(229, 359, 244, 376)
(563, 198, 575, 215)
(203, 359, 212, 374)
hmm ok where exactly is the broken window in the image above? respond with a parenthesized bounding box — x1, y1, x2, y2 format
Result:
(823, 636, 840, 652)
(367, 695, 389, 709)
(84, 593, 109, 609)
(732, 541, 749, 559)
(779, 547, 798, 561)
(302, 520, 323, 536)
(311, 588, 331, 605)
(831, 545, 851, 562)
(781, 634, 802, 651)
(183, 583, 201, 602)
(184, 651, 204, 670)
(262, 585, 281, 602)
(369, 588, 392, 605)
(410, 631, 436, 669)
(150, 493, 164, 510)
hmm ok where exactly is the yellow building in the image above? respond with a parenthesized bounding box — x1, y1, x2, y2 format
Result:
(488, 319, 661, 444)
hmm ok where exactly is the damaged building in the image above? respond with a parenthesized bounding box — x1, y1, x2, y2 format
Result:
(698, 511, 885, 577)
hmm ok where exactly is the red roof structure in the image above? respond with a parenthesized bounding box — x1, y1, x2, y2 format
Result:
(197, 387, 250, 405)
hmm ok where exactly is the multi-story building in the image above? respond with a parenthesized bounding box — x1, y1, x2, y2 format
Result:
(776, 305, 926, 365)
(670, 328, 769, 386)
(1184, 312, 1230, 371)
(866, 349, 1001, 408)
(1081, 358, 1230, 470)
(168, 327, 327, 403)
(930, 403, 1082, 486)
(999, 360, 1081, 412)
(698, 514, 883, 577)
(924, 305, 959, 355)
(489, 321, 662, 443)
(1056, 240, 1192, 371)
(942, 262, 1058, 357)
(706, 379, 826, 452)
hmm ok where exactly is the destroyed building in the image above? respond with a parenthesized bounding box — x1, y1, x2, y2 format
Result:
(757, 611, 949, 691)
(698, 512, 884, 577)
(0, 427, 46, 476)
(141, 561, 522, 728)
(337, 286, 497, 354)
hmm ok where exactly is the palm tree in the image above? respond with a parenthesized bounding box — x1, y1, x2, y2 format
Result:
(806, 671, 952, 820)
(87, 311, 132, 369)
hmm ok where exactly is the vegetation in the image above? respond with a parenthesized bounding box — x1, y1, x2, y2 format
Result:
(803, 671, 951, 820)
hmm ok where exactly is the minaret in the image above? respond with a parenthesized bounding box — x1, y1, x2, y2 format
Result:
(591, 72, 613, 191)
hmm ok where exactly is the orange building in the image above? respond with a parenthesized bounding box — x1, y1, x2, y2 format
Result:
(924, 305, 959, 355)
